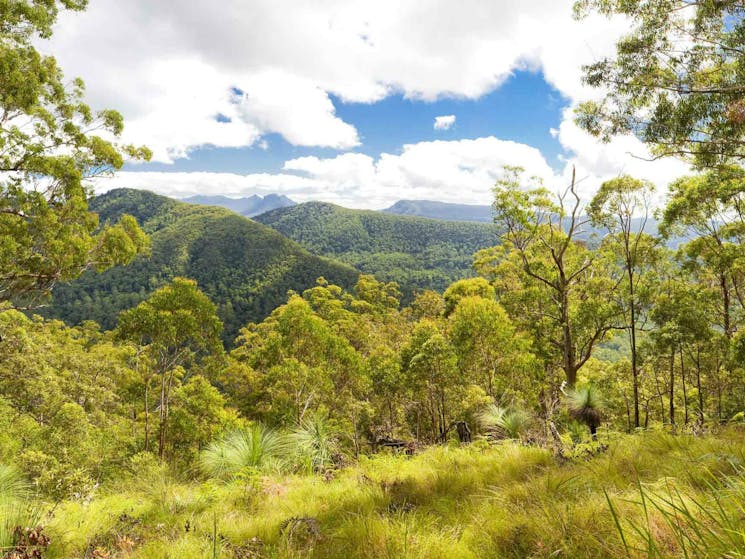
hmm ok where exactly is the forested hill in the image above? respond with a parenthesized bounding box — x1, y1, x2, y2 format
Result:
(383, 199, 493, 222)
(41, 189, 359, 343)
(255, 201, 498, 299)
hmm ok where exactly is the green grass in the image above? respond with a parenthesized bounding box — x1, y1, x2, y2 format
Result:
(33, 430, 745, 558)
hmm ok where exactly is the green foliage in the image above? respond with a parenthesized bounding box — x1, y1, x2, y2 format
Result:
(448, 296, 539, 401)
(575, 0, 745, 167)
(42, 189, 360, 344)
(478, 404, 532, 440)
(0, 0, 150, 309)
(199, 424, 288, 480)
(487, 166, 622, 387)
(290, 412, 341, 473)
(116, 278, 224, 460)
(255, 201, 498, 302)
(442, 277, 495, 316)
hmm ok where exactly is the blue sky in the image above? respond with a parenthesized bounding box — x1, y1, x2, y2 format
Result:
(47, 0, 688, 208)
(129, 71, 569, 177)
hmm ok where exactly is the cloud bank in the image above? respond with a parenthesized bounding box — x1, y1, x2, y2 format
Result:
(49, 0, 691, 207)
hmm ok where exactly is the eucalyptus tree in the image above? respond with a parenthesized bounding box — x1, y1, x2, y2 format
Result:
(590, 176, 661, 427)
(661, 167, 745, 340)
(575, 0, 745, 168)
(448, 296, 538, 402)
(0, 0, 150, 308)
(488, 166, 621, 388)
(116, 278, 223, 459)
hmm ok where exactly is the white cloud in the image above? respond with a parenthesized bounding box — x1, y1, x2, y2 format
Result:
(235, 71, 359, 149)
(554, 108, 691, 204)
(42, 0, 628, 163)
(100, 136, 559, 209)
(45, 0, 692, 207)
(433, 115, 456, 130)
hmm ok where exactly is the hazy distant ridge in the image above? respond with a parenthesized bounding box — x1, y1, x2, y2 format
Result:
(383, 199, 493, 222)
(183, 193, 296, 217)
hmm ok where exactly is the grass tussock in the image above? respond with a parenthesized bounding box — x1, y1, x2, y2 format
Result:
(19, 430, 745, 559)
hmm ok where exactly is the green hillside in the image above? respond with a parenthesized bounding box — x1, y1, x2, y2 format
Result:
(255, 201, 498, 298)
(41, 189, 360, 343)
(384, 199, 494, 222)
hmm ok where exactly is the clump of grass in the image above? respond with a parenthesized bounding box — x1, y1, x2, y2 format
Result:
(199, 424, 288, 480)
(606, 475, 745, 558)
(0, 464, 43, 555)
(290, 412, 340, 473)
(478, 404, 531, 440)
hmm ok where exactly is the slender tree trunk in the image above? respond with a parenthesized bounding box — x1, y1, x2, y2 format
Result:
(628, 267, 640, 428)
(696, 348, 704, 427)
(680, 346, 689, 425)
(144, 378, 150, 452)
(721, 273, 732, 339)
(669, 350, 675, 428)
(654, 371, 665, 423)
(560, 288, 578, 388)
(622, 390, 632, 433)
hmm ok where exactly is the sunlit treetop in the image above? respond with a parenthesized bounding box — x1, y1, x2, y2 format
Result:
(0, 0, 151, 307)
(575, 0, 745, 168)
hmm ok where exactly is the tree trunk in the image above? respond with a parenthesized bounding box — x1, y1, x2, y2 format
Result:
(680, 346, 688, 425)
(669, 350, 675, 427)
(144, 378, 150, 452)
(629, 268, 640, 428)
(721, 273, 732, 339)
(695, 349, 704, 427)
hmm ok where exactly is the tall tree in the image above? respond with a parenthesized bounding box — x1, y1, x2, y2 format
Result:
(448, 296, 538, 402)
(488, 166, 621, 387)
(0, 0, 151, 307)
(574, 0, 745, 167)
(116, 278, 223, 459)
(661, 167, 745, 340)
(590, 176, 660, 427)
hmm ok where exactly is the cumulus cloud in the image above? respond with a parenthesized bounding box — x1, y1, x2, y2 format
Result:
(42, 0, 627, 163)
(47, 0, 692, 207)
(433, 115, 456, 130)
(554, 108, 691, 204)
(100, 136, 560, 209)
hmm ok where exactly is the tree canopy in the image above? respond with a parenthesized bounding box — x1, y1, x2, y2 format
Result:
(0, 0, 151, 308)
(575, 0, 745, 167)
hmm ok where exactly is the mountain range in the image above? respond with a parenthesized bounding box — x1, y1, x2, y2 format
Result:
(181, 194, 496, 223)
(383, 199, 494, 222)
(255, 201, 497, 299)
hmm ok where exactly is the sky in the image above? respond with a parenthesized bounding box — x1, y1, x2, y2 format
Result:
(43, 0, 691, 209)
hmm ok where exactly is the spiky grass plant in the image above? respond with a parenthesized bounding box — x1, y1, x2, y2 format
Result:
(199, 424, 288, 480)
(0, 464, 42, 555)
(478, 404, 531, 440)
(568, 385, 603, 439)
(290, 412, 340, 473)
(0, 464, 26, 501)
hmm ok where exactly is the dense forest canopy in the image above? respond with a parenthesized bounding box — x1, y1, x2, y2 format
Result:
(255, 201, 498, 301)
(39, 189, 361, 344)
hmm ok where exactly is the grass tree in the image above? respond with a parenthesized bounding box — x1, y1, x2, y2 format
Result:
(568, 385, 604, 439)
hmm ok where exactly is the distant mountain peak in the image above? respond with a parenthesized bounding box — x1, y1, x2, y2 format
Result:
(182, 193, 296, 217)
